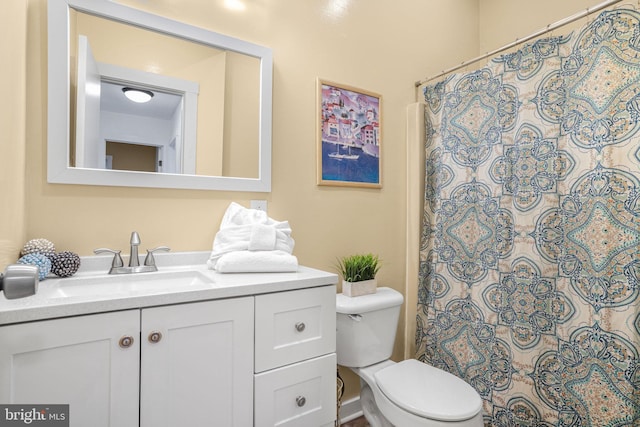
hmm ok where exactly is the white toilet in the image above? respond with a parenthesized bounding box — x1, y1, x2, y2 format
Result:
(336, 287, 484, 427)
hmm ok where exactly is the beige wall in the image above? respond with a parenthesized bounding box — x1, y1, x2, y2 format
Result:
(5, 0, 611, 408)
(21, 0, 480, 261)
(479, 0, 607, 54)
(0, 1, 27, 269)
(14, 0, 478, 402)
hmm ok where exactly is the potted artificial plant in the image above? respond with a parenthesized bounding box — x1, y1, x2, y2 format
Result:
(337, 253, 381, 297)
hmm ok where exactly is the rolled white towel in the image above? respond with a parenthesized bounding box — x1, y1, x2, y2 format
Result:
(214, 250, 298, 273)
(208, 203, 296, 269)
(221, 202, 270, 228)
(248, 224, 277, 251)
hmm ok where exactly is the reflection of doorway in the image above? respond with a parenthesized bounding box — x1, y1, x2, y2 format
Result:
(75, 35, 200, 174)
(105, 141, 158, 172)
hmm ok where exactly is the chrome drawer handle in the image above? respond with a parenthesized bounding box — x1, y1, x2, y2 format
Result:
(148, 331, 163, 343)
(295, 322, 306, 332)
(296, 396, 306, 407)
(119, 335, 134, 348)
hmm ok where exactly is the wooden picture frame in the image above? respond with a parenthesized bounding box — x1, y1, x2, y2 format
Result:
(317, 79, 382, 188)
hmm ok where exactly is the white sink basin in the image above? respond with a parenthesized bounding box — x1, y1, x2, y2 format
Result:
(47, 270, 214, 299)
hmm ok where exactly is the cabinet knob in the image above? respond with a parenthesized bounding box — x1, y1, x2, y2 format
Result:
(148, 331, 163, 343)
(295, 322, 306, 332)
(119, 335, 134, 348)
(296, 396, 306, 407)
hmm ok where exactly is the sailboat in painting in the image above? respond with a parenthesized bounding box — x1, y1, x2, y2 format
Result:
(328, 144, 359, 160)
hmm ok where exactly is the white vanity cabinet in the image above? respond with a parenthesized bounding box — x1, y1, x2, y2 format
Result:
(0, 298, 254, 427)
(0, 275, 337, 427)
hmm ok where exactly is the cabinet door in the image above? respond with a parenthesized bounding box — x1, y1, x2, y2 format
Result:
(140, 297, 254, 427)
(0, 310, 140, 427)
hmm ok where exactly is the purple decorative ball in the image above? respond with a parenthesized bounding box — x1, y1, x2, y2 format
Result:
(17, 253, 52, 280)
(50, 251, 81, 278)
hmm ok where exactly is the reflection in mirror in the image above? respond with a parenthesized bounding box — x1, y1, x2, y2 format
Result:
(76, 33, 199, 174)
(48, 0, 272, 191)
(99, 82, 186, 174)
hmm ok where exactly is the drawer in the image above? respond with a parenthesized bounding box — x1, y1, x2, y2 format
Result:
(254, 353, 337, 427)
(255, 285, 336, 372)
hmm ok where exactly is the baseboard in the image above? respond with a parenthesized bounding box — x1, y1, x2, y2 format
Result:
(338, 396, 363, 424)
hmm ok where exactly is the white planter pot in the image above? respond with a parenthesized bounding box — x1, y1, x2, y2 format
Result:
(342, 278, 377, 297)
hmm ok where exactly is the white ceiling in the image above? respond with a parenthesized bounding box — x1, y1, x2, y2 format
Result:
(100, 80, 183, 120)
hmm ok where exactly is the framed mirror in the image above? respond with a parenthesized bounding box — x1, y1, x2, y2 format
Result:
(48, 0, 272, 191)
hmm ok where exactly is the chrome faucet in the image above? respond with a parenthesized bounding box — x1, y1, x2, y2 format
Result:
(129, 231, 141, 268)
(94, 231, 170, 274)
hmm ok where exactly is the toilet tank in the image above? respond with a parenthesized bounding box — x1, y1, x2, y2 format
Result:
(335, 287, 404, 367)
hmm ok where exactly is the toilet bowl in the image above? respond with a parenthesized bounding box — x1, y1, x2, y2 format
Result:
(336, 288, 484, 427)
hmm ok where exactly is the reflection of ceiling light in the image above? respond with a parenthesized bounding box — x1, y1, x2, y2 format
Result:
(325, 0, 351, 19)
(122, 87, 154, 103)
(327, 0, 350, 18)
(224, 0, 246, 11)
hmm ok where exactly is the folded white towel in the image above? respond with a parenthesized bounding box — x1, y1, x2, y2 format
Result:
(215, 250, 298, 273)
(208, 203, 296, 270)
(248, 224, 277, 251)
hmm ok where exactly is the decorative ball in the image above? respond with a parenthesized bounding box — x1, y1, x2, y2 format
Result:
(50, 251, 81, 278)
(17, 253, 52, 280)
(21, 238, 56, 258)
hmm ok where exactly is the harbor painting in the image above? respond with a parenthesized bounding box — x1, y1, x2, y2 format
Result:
(317, 79, 382, 188)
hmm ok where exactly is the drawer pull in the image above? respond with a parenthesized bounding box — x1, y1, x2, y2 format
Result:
(148, 331, 163, 343)
(119, 335, 134, 348)
(295, 322, 306, 332)
(296, 396, 306, 407)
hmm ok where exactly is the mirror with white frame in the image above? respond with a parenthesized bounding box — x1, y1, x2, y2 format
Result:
(48, 0, 272, 191)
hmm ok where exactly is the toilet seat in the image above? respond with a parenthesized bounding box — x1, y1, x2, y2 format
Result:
(374, 359, 483, 422)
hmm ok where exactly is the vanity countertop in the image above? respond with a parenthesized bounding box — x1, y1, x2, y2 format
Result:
(0, 251, 338, 326)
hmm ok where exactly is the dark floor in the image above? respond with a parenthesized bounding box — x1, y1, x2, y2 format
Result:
(340, 415, 370, 427)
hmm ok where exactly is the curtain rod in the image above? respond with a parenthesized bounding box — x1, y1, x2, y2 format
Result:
(415, 0, 626, 87)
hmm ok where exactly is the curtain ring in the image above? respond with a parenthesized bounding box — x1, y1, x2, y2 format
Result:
(586, 7, 594, 24)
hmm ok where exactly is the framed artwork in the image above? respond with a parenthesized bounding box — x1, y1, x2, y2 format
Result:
(317, 79, 382, 188)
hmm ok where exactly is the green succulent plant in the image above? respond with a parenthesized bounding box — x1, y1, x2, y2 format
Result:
(337, 253, 381, 282)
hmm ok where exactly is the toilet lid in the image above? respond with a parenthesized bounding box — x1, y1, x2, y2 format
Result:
(374, 359, 482, 422)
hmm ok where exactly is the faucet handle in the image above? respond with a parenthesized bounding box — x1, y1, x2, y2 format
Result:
(144, 246, 171, 267)
(94, 248, 124, 268)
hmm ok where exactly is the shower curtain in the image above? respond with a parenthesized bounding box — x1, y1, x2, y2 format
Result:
(415, 6, 640, 427)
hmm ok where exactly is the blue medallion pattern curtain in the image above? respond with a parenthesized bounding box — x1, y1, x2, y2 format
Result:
(416, 7, 640, 427)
